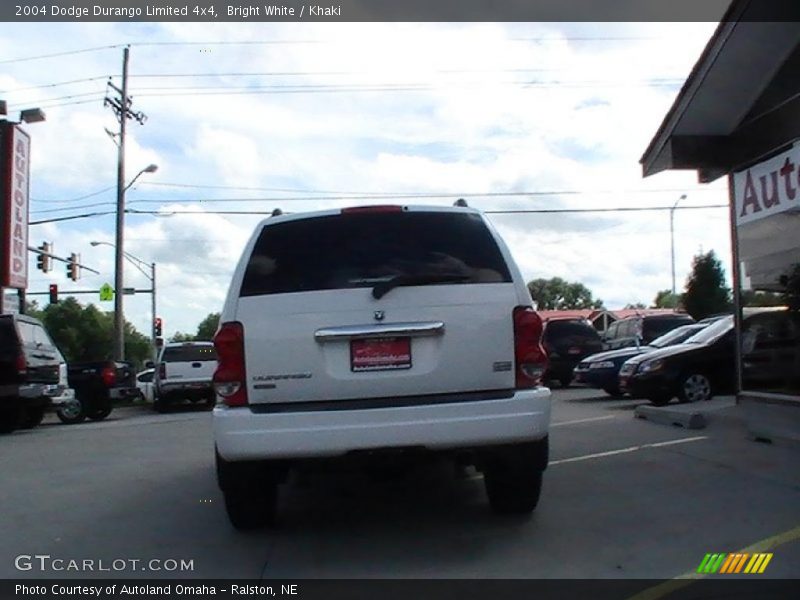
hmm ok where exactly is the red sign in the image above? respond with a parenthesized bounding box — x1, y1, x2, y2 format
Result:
(1, 123, 31, 289)
(351, 337, 412, 372)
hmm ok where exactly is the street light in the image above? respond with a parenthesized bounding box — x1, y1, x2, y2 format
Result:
(670, 194, 687, 295)
(113, 163, 158, 360)
(93, 240, 158, 361)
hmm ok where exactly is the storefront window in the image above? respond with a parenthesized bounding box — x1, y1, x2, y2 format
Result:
(735, 147, 800, 395)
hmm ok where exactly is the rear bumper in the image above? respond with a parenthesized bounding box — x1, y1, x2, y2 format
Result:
(214, 387, 552, 461)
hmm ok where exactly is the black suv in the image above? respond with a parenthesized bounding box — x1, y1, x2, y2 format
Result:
(542, 318, 603, 387)
(0, 314, 65, 433)
(602, 313, 695, 350)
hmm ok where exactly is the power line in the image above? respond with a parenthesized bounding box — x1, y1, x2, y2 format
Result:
(28, 203, 728, 226)
(32, 186, 117, 205)
(0, 44, 122, 65)
(0, 75, 111, 94)
(29, 186, 726, 213)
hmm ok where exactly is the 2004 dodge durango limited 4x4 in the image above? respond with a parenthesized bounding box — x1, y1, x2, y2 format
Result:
(212, 204, 551, 529)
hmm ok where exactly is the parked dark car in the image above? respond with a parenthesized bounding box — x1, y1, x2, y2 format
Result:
(741, 309, 800, 395)
(602, 313, 695, 350)
(64, 361, 138, 424)
(542, 318, 603, 387)
(0, 314, 70, 433)
(573, 322, 709, 397)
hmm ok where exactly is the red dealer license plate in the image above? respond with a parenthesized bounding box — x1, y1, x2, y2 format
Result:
(351, 337, 412, 372)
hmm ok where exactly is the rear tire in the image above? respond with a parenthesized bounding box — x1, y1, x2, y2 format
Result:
(216, 450, 280, 530)
(483, 440, 547, 515)
(153, 396, 170, 413)
(57, 397, 86, 424)
(0, 404, 22, 434)
(87, 401, 112, 421)
(19, 406, 46, 429)
(603, 386, 624, 398)
(559, 376, 572, 388)
(222, 486, 278, 531)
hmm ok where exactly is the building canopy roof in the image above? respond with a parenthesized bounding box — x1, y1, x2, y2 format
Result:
(641, 0, 800, 183)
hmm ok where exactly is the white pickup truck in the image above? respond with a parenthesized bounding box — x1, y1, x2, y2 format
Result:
(154, 341, 217, 413)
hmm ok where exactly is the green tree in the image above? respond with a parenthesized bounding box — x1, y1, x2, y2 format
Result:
(653, 290, 680, 309)
(195, 312, 220, 340)
(170, 331, 195, 342)
(168, 313, 221, 342)
(625, 302, 647, 309)
(740, 289, 785, 307)
(527, 277, 603, 310)
(33, 297, 151, 368)
(682, 251, 732, 320)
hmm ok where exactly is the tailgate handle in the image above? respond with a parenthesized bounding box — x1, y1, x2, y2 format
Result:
(192, 362, 202, 368)
(315, 321, 444, 343)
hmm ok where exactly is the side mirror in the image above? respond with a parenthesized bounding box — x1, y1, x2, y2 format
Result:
(145, 361, 155, 369)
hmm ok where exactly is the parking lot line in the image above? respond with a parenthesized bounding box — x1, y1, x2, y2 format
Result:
(550, 436, 708, 466)
(551, 415, 618, 427)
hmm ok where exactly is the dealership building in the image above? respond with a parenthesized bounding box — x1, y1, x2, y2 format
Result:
(641, 0, 800, 442)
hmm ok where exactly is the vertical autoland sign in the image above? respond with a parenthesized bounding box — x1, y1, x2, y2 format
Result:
(733, 143, 800, 227)
(0, 123, 31, 289)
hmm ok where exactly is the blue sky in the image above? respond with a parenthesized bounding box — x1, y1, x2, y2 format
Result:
(1, 21, 731, 338)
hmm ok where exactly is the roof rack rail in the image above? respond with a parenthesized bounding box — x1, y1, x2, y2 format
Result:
(271, 208, 283, 217)
(453, 198, 468, 207)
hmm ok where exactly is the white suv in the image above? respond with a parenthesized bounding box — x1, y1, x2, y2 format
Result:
(213, 204, 551, 528)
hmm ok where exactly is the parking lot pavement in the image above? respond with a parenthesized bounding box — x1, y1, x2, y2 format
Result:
(0, 389, 798, 581)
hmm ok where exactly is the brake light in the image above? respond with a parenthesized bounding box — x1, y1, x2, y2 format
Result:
(341, 205, 403, 214)
(101, 365, 116, 387)
(213, 321, 248, 407)
(158, 362, 166, 380)
(513, 306, 548, 388)
(16, 352, 26, 376)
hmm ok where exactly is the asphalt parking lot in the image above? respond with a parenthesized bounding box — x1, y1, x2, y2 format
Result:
(1, 388, 798, 582)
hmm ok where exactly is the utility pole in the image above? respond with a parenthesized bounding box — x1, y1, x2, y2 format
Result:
(105, 46, 147, 361)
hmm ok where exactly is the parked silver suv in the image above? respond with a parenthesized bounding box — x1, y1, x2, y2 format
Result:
(213, 204, 551, 528)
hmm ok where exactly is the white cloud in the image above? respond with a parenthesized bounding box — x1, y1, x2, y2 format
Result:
(7, 21, 734, 344)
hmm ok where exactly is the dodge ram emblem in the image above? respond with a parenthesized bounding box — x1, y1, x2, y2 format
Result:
(374, 310, 385, 321)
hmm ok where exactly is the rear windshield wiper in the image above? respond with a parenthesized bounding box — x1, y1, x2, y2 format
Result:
(372, 273, 471, 299)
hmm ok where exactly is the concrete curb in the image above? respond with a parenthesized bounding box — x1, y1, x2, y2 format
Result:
(635, 405, 707, 429)
(634, 396, 739, 430)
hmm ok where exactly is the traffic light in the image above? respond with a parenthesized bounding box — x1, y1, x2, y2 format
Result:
(67, 253, 79, 281)
(154, 317, 163, 337)
(36, 242, 52, 272)
(49, 284, 58, 304)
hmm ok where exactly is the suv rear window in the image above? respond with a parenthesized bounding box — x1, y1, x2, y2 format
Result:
(240, 211, 512, 297)
(544, 320, 599, 341)
(162, 345, 217, 362)
(0, 318, 17, 347)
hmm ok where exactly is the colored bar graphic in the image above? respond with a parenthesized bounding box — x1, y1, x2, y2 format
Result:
(734, 553, 749, 573)
(758, 554, 773, 573)
(711, 554, 727, 573)
(697, 553, 713, 573)
(702, 552, 773, 574)
(719, 554, 736, 573)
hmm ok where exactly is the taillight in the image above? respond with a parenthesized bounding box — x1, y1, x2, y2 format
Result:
(101, 365, 116, 387)
(16, 352, 26, 376)
(513, 306, 548, 388)
(213, 321, 248, 407)
(159, 362, 166, 380)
